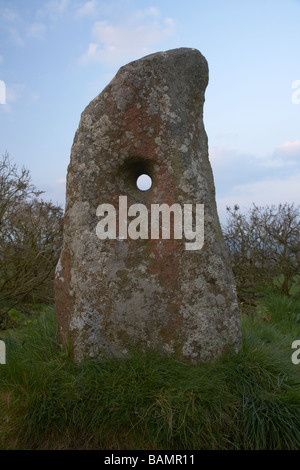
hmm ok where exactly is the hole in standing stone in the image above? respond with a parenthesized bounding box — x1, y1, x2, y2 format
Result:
(136, 174, 152, 191)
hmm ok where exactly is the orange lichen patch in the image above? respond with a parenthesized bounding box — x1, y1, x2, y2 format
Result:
(54, 249, 73, 347)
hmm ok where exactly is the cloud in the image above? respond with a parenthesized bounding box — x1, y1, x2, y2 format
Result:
(5, 83, 25, 103)
(75, 0, 98, 18)
(0, 6, 25, 46)
(217, 172, 300, 222)
(42, 181, 66, 208)
(273, 140, 300, 159)
(56, 178, 66, 184)
(7, 26, 24, 46)
(211, 140, 300, 191)
(234, 173, 300, 204)
(54, 0, 70, 13)
(37, 0, 70, 21)
(210, 147, 266, 193)
(26, 22, 46, 39)
(144, 7, 160, 18)
(1, 7, 20, 23)
(78, 8, 176, 66)
(260, 140, 300, 169)
(0, 83, 25, 114)
(210, 141, 300, 221)
(2, 0, 67, 46)
(0, 84, 39, 112)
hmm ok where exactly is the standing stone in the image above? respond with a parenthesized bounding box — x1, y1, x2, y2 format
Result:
(55, 47, 242, 363)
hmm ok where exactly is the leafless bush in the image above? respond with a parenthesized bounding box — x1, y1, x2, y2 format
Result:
(223, 203, 300, 302)
(0, 153, 63, 326)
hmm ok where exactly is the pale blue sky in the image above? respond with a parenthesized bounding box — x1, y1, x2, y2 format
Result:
(0, 0, 299, 221)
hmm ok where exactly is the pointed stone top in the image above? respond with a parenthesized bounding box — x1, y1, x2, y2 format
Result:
(117, 47, 208, 89)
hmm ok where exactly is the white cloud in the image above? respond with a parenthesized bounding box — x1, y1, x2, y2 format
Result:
(0, 5, 27, 46)
(27, 22, 46, 39)
(273, 140, 300, 159)
(78, 8, 176, 66)
(1, 7, 20, 23)
(132, 6, 161, 21)
(145, 7, 160, 18)
(210, 139, 300, 188)
(7, 26, 24, 46)
(42, 182, 66, 208)
(260, 140, 300, 168)
(211, 141, 300, 222)
(217, 172, 300, 221)
(1, 6, 24, 46)
(0, 84, 39, 112)
(234, 173, 300, 204)
(0, 83, 25, 114)
(37, 0, 70, 21)
(76, 0, 98, 18)
(48, 0, 70, 14)
(210, 140, 300, 222)
(5, 83, 25, 103)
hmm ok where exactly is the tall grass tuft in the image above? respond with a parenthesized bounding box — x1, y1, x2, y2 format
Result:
(1, 293, 300, 450)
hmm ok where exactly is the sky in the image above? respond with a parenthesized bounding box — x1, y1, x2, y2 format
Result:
(0, 0, 299, 223)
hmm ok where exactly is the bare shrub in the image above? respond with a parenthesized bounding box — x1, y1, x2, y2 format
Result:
(0, 153, 63, 327)
(223, 203, 300, 302)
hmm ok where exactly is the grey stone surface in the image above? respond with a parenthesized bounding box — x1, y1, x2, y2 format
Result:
(55, 47, 242, 363)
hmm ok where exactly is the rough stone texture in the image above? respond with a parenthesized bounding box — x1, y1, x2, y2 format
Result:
(55, 47, 242, 363)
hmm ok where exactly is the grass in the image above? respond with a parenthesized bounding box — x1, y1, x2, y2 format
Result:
(0, 293, 300, 450)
